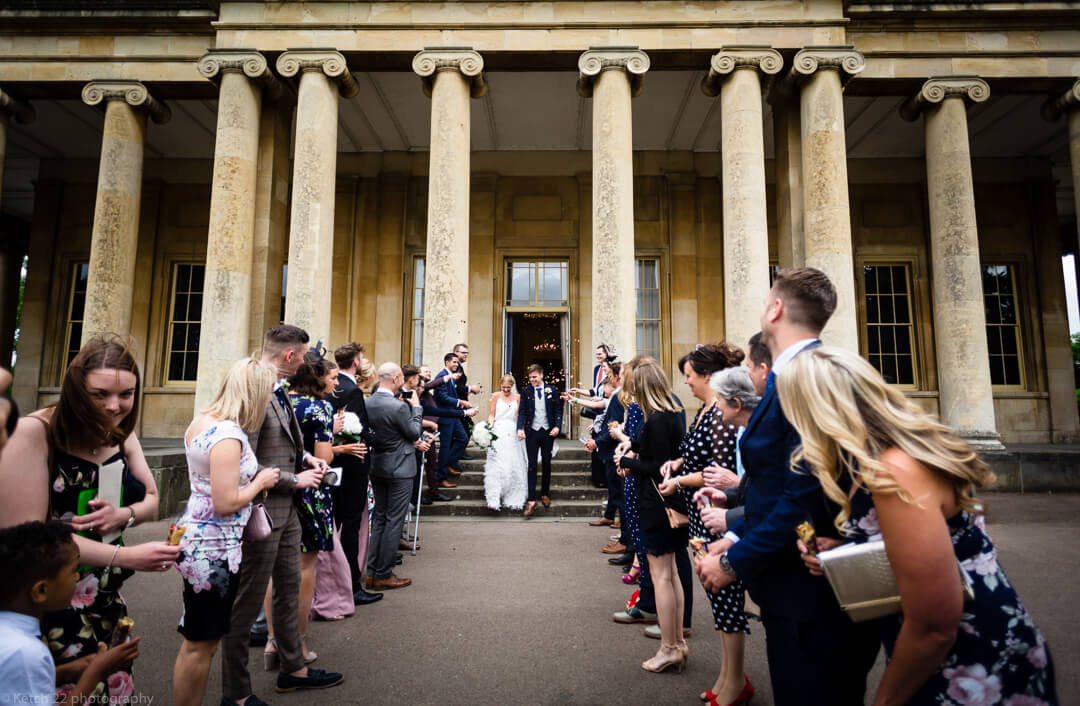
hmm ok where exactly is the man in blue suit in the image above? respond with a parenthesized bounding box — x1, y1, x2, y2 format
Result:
(695, 268, 880, 706)
(516, 363, 562, 517)
(433, 352, 471, 488)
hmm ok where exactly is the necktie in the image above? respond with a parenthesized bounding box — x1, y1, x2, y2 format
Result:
(536, 387, 543, 403)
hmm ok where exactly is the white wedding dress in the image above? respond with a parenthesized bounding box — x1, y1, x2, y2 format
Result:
(484, 397, 528, 510)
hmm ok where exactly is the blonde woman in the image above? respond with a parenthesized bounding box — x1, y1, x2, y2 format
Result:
(482, 373, 527, 511)
(781, 347, 1057, 706)
(172, 357, 281, 706)
(616, 363, 688, 673)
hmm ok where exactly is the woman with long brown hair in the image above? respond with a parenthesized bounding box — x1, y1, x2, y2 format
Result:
(0, 336, 180, 701)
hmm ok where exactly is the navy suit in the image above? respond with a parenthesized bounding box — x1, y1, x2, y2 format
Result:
(727, 342, 879, 705)
(433, 369, 468, 480)
(517, 384, 563, 501)
(594, 394, 626, 527)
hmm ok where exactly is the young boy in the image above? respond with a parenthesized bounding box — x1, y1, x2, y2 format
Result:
(0, 521, 139, 704)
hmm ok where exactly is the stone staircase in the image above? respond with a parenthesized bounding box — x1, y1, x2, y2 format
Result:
(422, 445, 609, 519)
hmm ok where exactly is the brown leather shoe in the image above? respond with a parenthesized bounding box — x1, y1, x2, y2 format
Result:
(602, 542, 627, 554)
(447, 467, 462, 477)
(541, 495, 551, 507)
(372, 574, 412, 590)
(399, 538, 419, 551)
(588, 518, 614, 527)
(365, 575, 375, 589)
(612, 521, 621, 530)
(439, 479, 457, 488)
(523, 501, 537, 517)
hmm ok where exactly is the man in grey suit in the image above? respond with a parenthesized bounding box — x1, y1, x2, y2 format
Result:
(364, 362, 424, 590)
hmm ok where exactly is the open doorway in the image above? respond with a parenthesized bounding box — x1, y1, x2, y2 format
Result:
(504, 312, 568, 391)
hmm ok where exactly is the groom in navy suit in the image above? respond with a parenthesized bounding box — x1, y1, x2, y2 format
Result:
(517, 363, 562, 517)
(695, 268, 880, 706)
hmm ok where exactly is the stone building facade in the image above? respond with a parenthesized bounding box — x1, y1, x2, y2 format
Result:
(1, 0, 1079, 449)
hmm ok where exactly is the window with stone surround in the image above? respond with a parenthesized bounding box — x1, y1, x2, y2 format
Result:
(62, 261, 89, 369)
(635, 258, 661, 363)
(861, 263, 917, 387)
(165, 262, 204, 383)
(983, 264, 1024, 387)
(410, 257, 425, 365)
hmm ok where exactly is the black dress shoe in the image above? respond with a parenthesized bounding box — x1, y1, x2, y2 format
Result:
(221, 696, 270, 706)
(432, 492, 452, 502)
(275, 668, 344, 693)
(353, 588, 383, 605)
(248, 630, 268, 648)
(608, 551, 635, 566)
(420, 495, 433, 505)
(394, 553, 403, 566)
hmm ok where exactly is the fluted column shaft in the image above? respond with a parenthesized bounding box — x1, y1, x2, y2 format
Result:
(705, 48, 782, 349)
(413, 48, 485, 366)
(904, 77, 1000, 446)
(579, 48, 649, 362)
(277, 50, 358, 343)
(81, 81, 169, 343)
(786, 48, 863, 352)
(194, 51, 280, 410)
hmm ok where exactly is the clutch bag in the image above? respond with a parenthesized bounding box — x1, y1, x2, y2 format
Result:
(243, 501, 274, 542)
(817, 539, 901, 622)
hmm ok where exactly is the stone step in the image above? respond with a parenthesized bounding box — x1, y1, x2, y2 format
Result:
(432, 484, 607, 502)
(418, 498, 607, 518)
(455, 458, 592, 474)
(456, 446, 592, 462)
(451, 470, 600, 488)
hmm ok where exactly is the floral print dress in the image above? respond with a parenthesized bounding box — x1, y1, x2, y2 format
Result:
(290, 393, 336, 553)
(46, 450, 136, 702)
(844, 488, 1057, 705)
(176, 420, 259, 594)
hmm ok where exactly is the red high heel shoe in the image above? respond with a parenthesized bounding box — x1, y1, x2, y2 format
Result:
(708, 675, 755, 706)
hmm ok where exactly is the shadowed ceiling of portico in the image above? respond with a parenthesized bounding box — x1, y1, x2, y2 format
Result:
(2, 70, 1074, 225)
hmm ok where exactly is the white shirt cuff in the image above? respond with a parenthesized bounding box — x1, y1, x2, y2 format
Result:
(723, 531, 740, 544)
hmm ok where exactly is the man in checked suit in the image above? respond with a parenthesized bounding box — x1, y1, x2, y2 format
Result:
(694, 269, 880, 706)
(329, 342, 382, 606)
(221, 325, 343, 705)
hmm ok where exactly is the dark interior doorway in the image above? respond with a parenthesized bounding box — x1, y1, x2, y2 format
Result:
(504, 312, 567, 393)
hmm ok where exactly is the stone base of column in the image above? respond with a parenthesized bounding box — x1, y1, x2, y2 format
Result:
(960, 430, 1006, 452)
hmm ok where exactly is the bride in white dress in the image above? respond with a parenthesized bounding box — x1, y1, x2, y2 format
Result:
(484, 374, 528, 511)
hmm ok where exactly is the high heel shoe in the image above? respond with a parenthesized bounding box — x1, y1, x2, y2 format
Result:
(708, 675, 755, 706)
(621, 564, 641, 585)
(676, 639, 689, 668)
(263, 638, 279, 671)
(641, 644, 686, 674)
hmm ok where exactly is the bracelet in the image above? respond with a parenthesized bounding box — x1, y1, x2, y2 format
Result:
(105, 544, 121, 571)
(674, 476, 683, 489)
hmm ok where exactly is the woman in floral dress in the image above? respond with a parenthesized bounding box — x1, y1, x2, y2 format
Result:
(784, 347, 1057, 706)
(171, 357, 280, 706)
(0, 337, 182, 702)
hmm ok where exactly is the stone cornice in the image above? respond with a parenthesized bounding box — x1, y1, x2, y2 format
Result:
(0, 88, 34, 124)
(701, 46, 783, 97)
(412, 47, 487, 99)
(276, 49, 359, 99)
(577, 46, 650, 98)
(1041, 78, 1080, 121)
(900, 76, 990, 121)
(197, 49, 282, 99)
(81, 80, 170, 124)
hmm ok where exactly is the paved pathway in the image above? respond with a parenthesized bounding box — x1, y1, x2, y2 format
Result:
(119, 493, 1079, 705)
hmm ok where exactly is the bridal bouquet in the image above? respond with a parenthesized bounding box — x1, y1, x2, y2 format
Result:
(335, 411, 364, 444)
(470, 421, 498, 451)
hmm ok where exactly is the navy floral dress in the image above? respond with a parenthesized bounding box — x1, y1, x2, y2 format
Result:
(289, 393, 335, 553)
(676, 403, 749, 634)
(844, 487, 1057, 705)
(621, 403, 649, 582)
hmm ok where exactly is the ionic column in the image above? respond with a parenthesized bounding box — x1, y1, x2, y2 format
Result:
(578, 47, 649, 362)
(276, 50, 358, 341)
(412, 48, 486, 365)
(0, 90, 33, 365)
(80, 81, 169, 342)
(193, 51, 281, 410)
(1043, 80, 1080, 266)
(784, 47, 864, 352)
(703, 47, 782, 350)
(901, 77, 1001, 448)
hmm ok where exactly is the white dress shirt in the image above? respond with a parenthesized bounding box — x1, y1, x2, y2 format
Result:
(0, 610, 55, 705)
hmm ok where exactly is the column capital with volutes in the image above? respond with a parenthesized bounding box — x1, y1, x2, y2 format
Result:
(577, 46, 650, 98)
(0, 88, 34, 124)
(781, 46, 864, 91)
(81, 80, 170, 124)
(901, 76, 989, 122)
(198, 49, 282, 98)
(412, 47, 486, 98)
(702, 46, 783, 97)
(276, 49, 359, 98)
(1041, 78, 1080, 121)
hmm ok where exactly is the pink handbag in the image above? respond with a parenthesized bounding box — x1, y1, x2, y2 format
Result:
(243, 497, 274, 542)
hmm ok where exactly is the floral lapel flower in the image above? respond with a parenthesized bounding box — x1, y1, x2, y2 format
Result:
(544, 386, 552, 395)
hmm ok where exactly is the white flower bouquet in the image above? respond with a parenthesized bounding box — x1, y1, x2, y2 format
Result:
(470, 421, 499, 451)
(336, 411, 364, 444)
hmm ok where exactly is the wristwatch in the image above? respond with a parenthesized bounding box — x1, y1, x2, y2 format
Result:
(718, 551, 735, 575)
(124, 506, 136, 530)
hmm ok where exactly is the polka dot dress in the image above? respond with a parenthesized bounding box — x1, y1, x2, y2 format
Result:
(677, 403, 749, 634)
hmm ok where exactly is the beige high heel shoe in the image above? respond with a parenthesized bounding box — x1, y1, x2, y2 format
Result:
(642, 643, 687, 674)
(677, 639, 690, 667)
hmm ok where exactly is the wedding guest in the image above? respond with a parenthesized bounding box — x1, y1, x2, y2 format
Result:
(452, 343, 482, 442)
(745, 332, 771, 397)
(365, 363, 423, 590)
(693, 268, 880, 706)
(594, 363, 626, 543)
(433, 353, 471, 488)
(516, 363, 562, 516)
(617, 363, 687, 673)
(784, 346, 1057, 706)
(586, 344, 615, 488)
(483, 373, 527, 511)
(419, 364, 472, 502)
(0, 521, 139, 706)
(659, 344, 751, 706)
(329, 343, 381, 606)
(400, 365, 434, 537)
(0, 336, 179, 701)
(220, 325, 341, 706)
(172, 357, 280, 706)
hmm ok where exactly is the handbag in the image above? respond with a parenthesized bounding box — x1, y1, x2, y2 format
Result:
(243, 495, 274, 542)
(652, 479, 690, 530)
